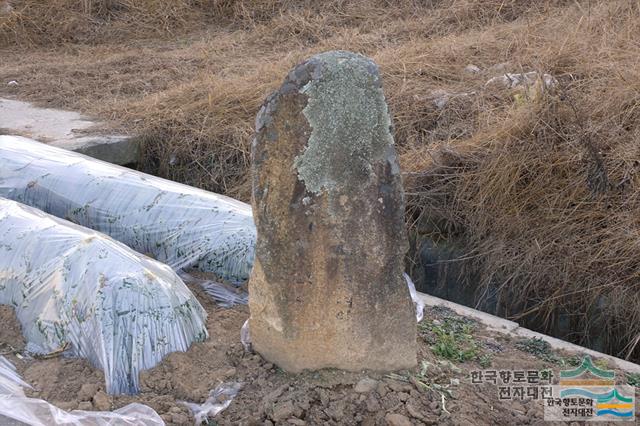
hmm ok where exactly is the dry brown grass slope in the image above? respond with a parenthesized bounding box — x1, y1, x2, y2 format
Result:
(1, 0, 640, 360)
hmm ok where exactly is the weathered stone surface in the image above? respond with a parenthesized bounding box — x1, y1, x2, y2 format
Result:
(249, 51, 417, 372)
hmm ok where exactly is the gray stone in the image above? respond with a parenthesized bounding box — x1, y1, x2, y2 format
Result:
(354, 378, 378, 393)
(385, 379, 412, 393)
(485, 72, 557, 91)
(171, 413, 189, 424)
(249, 51, 417, 372)
(92, 391, 111, 411)
(427, 89, 474, 110)
(365, 394, 381, 412)
(464, 64, 481, 74)
(385, 413, 413, 426)
(376, 381, 389, 397)
(405, 402, 430, 423)
(326, 400, 345, 421)
(54, 401, 77, 411)
(0, 98, 137, 165)
(271, 400, 296, 422)
(77, 401, 93, 411)
(77, 383, 100, 401)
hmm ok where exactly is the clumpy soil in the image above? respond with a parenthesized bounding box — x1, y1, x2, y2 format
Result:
(0, 286, 636, 426)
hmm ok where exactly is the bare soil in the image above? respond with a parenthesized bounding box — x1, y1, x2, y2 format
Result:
(2, 288, 636, 425)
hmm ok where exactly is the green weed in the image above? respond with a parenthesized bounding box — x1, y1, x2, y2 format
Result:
(626, 372, 640, 388)
(419, 316, 480, 363)
(515, 338, 584, 367)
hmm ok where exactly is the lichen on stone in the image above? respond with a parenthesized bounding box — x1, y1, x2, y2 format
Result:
(293, 51, 394, 194)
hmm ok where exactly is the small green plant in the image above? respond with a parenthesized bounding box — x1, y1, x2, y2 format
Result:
(478, 353, 492, 368)
(515, 338, 563, 364)
(399, 361, 453, 415)
(515, 338, 587, 367)
(561, 354, 582, 368)
(593, 358, 610, 370)
(626, 372, 640, 388)
(419, 316, 480, 363)
(431, 327, 478, 362)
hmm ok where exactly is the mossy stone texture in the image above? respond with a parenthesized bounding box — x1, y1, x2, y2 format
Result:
(249, 51, 417, 372)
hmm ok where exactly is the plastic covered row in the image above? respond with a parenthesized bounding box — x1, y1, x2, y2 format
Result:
(179, 272, 248, 308)
(0, 198, 208, 394)
(0, 355, 164, 425)
(0, 135, 256, 284)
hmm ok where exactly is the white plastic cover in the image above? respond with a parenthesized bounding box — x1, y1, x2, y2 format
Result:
(404, 273, 425, 322)
(0, 355, 164, 426)
(0, 356, 29, 397)
(179, 272, 248, 308)
(0, 198, 208, 394)
(240, 319, 252, 353)
(181, 381, 243, 425)
(0, 135, 256, 284)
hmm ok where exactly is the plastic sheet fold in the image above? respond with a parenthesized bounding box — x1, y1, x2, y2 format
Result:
(404, 273, 425, 322)
(0, 355, 164, 425)
(179, 272, 248, 308)
(0, 198, 208, 394)
(181, 381, 243, 425)
(0, 135, 256, 283)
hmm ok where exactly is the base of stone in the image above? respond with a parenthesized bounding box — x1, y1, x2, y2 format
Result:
(250, 316, 418, 373)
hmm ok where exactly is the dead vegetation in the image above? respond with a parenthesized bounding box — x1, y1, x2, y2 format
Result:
(1, 0, 640, 361)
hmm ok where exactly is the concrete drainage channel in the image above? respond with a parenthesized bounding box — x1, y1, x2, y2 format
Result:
(0, 97, 138, 166)
(416, 292, 640, 374)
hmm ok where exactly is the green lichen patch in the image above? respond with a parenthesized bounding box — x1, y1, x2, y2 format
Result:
(294, 51, 394, 194)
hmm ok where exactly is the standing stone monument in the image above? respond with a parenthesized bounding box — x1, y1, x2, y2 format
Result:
(249, 51, 417, 372)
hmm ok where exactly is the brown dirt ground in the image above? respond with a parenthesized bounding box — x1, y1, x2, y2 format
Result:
(1, 287, 637, 426)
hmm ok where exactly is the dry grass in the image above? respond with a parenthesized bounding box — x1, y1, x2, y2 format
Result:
(2, 0, 640, 360)
(1, 0, 222, 45)
(403, 0, 640, 360)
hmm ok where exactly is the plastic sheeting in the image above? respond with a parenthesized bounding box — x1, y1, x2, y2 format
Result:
(0, 198, 208, 394)
(0, 355, 164, 426)
(240, 320, 252, 352)
(0, 135, 256, 284)
(181, 382, 243, 425)
(404, 273, 425, 322)
(179, 272, 248, 308)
